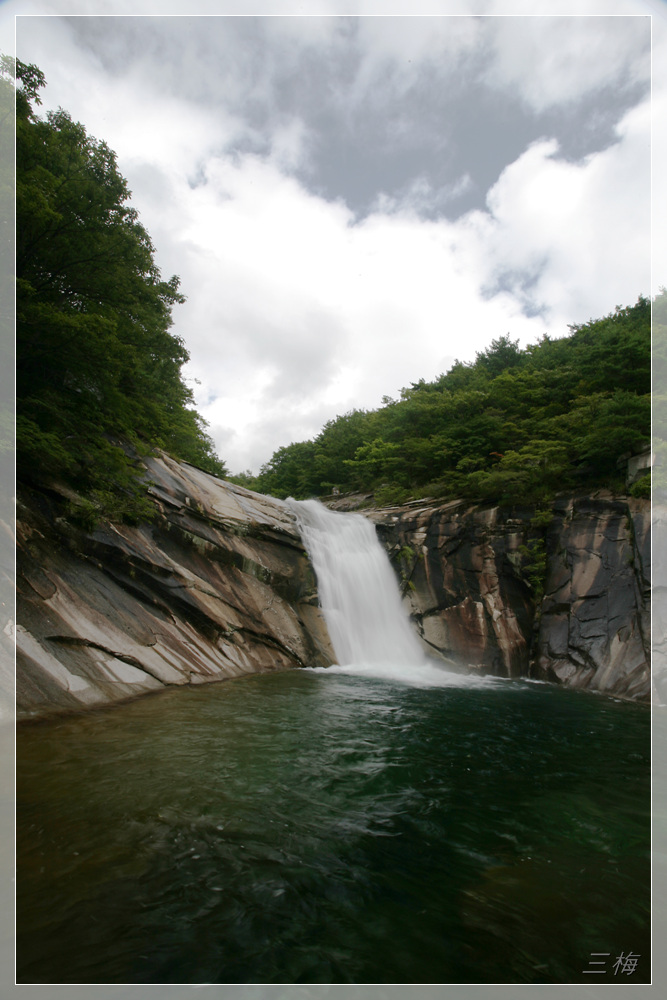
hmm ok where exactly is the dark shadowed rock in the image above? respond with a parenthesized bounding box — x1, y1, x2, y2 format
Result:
(363, 494, 650, 701)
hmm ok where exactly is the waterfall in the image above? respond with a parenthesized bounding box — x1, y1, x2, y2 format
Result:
(289, 498, 426, 669)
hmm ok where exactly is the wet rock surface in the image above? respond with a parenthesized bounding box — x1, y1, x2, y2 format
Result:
(352, 494, 650, 700)
(16, 454, 334, 718)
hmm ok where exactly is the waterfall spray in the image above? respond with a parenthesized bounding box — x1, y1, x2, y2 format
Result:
(289, 499, 425, 668)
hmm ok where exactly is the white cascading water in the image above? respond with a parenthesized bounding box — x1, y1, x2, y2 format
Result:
(289, 499, 498, 688)
(289, 498, 426, 668)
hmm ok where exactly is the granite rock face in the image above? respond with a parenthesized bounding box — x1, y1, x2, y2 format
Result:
(652, 503, 667, 706)
(16, 454, 334, 719)
(15, 459, 651, 718)
(365, 494, 650, 700)
(535, 497, 649, 699)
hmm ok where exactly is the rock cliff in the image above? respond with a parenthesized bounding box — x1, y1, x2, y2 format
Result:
(15, 455, 651, 719)
(16, 454, 334, 719)
(357, 494, 650, 701)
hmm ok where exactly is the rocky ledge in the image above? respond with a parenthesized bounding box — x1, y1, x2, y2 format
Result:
(16, 454, 334, 719)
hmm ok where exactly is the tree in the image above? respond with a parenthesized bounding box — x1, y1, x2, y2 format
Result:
(474, 334, 524, 377)
(254, 441, 318, 498)
(15, 60, 226, 520)
(254, 294, 650, 505)
(0, 57, 16, 493)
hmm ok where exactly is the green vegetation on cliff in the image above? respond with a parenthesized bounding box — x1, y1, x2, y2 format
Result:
(13, 60, 227, 522)
(241, 293, 652, 504)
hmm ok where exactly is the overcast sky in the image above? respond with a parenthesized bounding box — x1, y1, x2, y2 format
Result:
(4, 2, 664, 474)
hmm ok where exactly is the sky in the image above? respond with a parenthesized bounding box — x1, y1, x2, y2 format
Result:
(2, 1, 664, 475)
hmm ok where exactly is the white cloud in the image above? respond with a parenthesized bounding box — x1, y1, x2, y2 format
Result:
(649, 4, 667, 293)
(162, 151, 564, 471)
(372, 174, 474, 216)
(268, 116, 312, 172)
(174, 82, 649, 473)
(347, 14, 481, 105)
(8, 6, 654, 476)
(14, 16, 249, 177)
(456, 96, 650, 320)
(482, 14, 650, 112)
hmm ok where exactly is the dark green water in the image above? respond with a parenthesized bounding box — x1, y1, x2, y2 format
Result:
(16, 670, 650, 985)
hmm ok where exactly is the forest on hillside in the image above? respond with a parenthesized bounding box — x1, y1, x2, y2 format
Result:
(238, 293, 653, 506)
(10, 57, 654, 520)
(12, 59, 226, 525)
